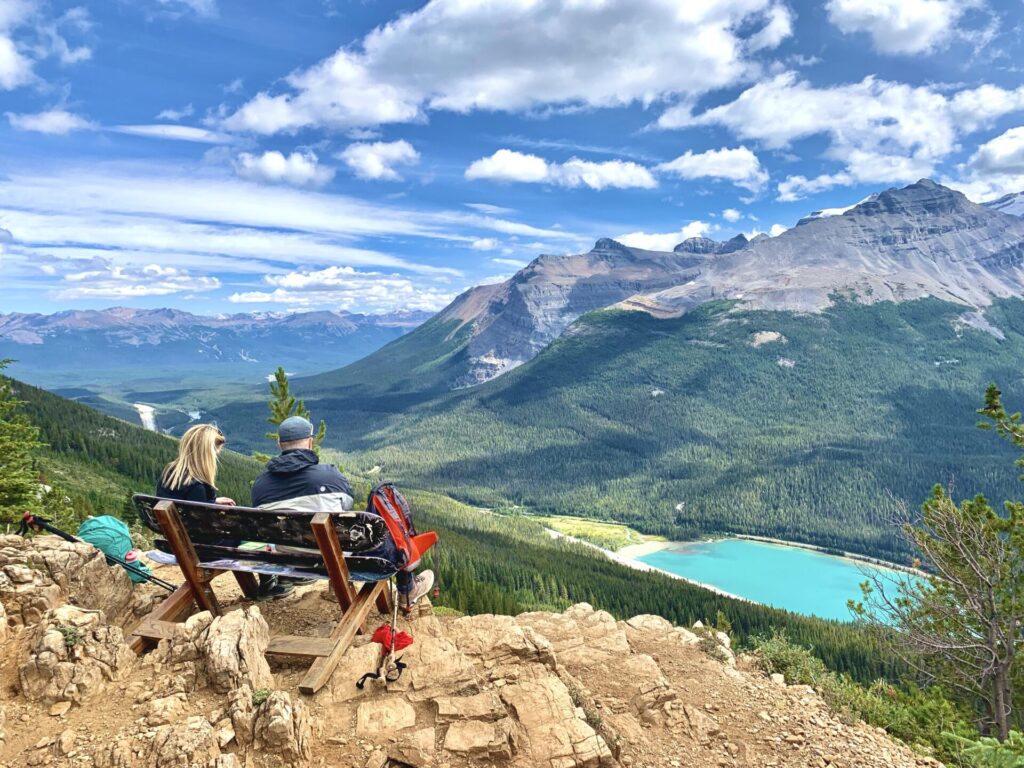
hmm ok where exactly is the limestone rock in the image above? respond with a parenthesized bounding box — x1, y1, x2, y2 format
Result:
(516, 603, 629, 664)
(625, 614, 673, 634)
(253, 691, 310, 765)
(94, 717, 223, 768)
(147, 693, 190, 726)
(18, 605, 135, 704)
(0, 534, 134, 628)
(443, 717, 515, 759)
(501, 677, 613, 767)
(388, 727, 436, 767)
(0, 595, 7, 643)
(683, 704, 719, 745)
(356, 697, 417, 738)
(147, 607, 274, 693)
(201, 606, 275, 693)
(449, 614, 556, 669)
(435, 690, 505, 722)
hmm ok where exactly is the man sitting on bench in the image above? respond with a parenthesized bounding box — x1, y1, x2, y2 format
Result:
(251, 415, 434, 609)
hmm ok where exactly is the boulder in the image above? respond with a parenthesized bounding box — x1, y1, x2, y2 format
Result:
(501, 677, 613, 767)
(516, 604, 630, 664)
(201, 606, 275, 693)
(434, 690, 505, 722)
(18, 605, 135, 704)
(147, 607, 274, 693)
(388, 727, 436, 767)
(356, 697, 417, 738)
(253, 691, 310, 765)
(146, 693, 190, 726)
(448, 614, 556, 669)
(443, 717, 515, 759)
(94, 716, 223, 768)
(625, 614, 673, 634)
(0, 534, 135, 628)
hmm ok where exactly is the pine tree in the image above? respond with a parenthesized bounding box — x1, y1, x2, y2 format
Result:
(258, 366, 327, 460)
(854, 384, 1024, 740)
(0, 361, 44, 525)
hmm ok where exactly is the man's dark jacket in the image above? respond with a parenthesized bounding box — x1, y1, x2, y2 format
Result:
(250, 449, 354, 511)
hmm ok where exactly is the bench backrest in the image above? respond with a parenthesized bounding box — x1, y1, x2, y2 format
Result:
(132, 494, 389, 552)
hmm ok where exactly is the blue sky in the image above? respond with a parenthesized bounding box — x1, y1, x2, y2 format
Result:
(2, 0, 1023, 315)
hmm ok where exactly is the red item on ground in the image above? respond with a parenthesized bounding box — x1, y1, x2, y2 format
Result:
(371, 624, 414, 653)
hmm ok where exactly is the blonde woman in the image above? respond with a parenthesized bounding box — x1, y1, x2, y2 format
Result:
(156, 424, 236, 506)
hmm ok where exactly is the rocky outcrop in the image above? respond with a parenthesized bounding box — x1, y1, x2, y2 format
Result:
(144, 607, 275, 693)
(0, 534, 137, 629)
(17, 605, 135, 705)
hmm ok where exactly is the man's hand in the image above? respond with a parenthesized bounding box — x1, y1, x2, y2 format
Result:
(216, 496, 237, 506)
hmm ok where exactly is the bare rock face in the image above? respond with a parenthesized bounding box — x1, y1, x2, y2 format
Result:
(202, 606, 275, 693)
(0, 535, 136, 630)
(146, 607, 274, 693)
(226, 685, 310, 766)
(17, 605, 135, 704)
(0, 596, 7, 644)
(95, 716, 223, 768)
(502, 677, 612, 767)
(254, 691, 311, 765)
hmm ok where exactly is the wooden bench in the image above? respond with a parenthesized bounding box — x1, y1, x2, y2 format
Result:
(129, 494, 435, 694)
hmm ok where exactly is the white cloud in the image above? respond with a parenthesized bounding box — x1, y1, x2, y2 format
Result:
(616, 221, 710, 251)
(470, 238, 499, 251)
(0, 35, 33, 89)
(234, 150, 335, 188)
(0, 164, 585, 305)
(946, 127, 1024, 202)
(660, 72, 1024, 200)
(228, 265, 456, 312)
(770, 223, 788, 236)
(747, 3, 794, 53)
(967, 127, 1024, 176)
(492, 257, 527, 268)
(112, 124, 234, 143)
(54, 261, 220, 299)
(0, 3, 92, 90)
(225, 0, 792, 134)
(338, 139, 419, 181)
(154, 0, 217, 18)
(466, 150, 548, 183)
(465, 203, 515, 215)
(466, 149, 656, 190)
(826, 0, 970, 55)
(722, 208, 742, 222)
(657, 146, 768, 193)
(7, 109, 94, 134)
(156, 104, 194, 121)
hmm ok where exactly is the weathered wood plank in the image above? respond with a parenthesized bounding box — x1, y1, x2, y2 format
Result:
(267, 635, 338, 658)
(233, 571, 260, 600)
(310, 512, 357, 612)
(128, 583, 194, 654)
(299, 580, 386, 695)
(154, 500, 221, 616)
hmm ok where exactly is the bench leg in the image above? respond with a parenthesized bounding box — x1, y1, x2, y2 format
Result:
(233, 571, 260, 600)
(299, 580, 386, 695)
(129, 583, 195, 654)
(154, 500, 221, 616)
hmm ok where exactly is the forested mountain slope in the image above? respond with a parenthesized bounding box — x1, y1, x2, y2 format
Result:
(2, 378, 897, 684)
(214, 297, 1024, 562)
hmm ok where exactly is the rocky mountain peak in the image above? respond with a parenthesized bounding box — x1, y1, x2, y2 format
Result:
(851, 178, 973, 219)
(674, 236, 720, 254)
(591, 237, 633, 254)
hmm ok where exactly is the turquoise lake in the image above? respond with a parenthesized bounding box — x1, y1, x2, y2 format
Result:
(636, 539, 901, 621)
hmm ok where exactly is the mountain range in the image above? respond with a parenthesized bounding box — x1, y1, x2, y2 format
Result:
(206, 180, 1024, 561)
(0, 307, 431, 391)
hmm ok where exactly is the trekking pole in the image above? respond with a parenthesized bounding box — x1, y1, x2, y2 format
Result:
(19, 512, 176, 592)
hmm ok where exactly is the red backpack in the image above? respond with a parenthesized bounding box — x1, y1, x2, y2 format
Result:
(366, 482, 437, 571)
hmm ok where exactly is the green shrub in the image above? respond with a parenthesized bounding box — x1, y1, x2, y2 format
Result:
(752, 630, 977, 764)
(956, 732, 1024, 767)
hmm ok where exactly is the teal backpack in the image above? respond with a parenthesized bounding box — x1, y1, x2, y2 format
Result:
(77, 515, 153, 584)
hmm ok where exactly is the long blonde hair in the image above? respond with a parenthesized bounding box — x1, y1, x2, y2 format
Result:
(161, 424, 225, 490)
